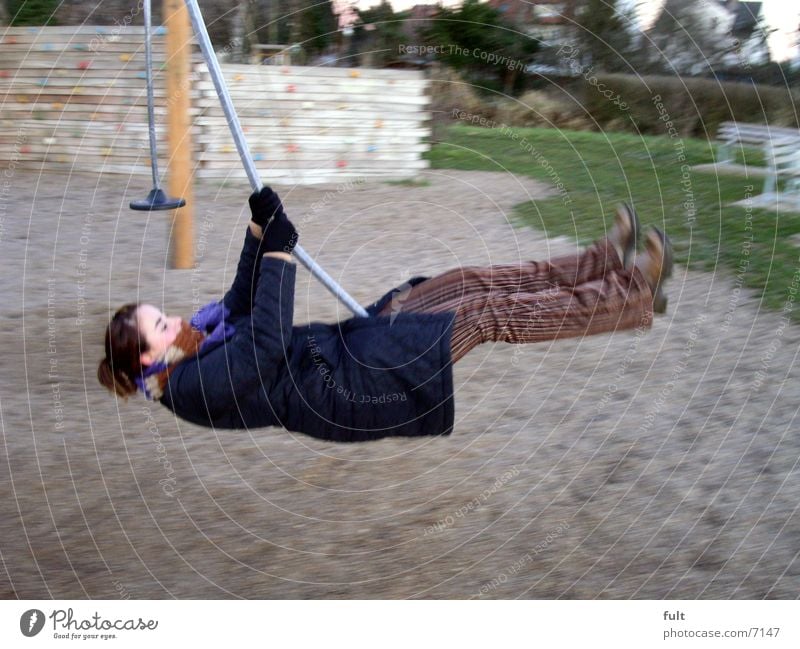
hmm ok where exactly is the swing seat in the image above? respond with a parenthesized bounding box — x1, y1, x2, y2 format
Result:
(130, 188, 186, 211)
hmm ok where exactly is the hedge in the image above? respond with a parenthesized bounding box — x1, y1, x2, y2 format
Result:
(569, 74, 799, 137)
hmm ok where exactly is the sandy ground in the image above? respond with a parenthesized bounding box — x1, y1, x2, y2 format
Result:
(1, 168, 799, 599)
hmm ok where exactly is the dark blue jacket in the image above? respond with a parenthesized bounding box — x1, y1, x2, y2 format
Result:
(159, 228, 457, 442)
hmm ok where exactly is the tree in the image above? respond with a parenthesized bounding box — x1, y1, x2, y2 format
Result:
(249, 0, 337, 63)
(230, 1, 250, 63)
(7, 0, 59, 25)
(251, 0, 291, 46)
(423, 0, 538, 94)
(646, 0, 736, 75)
(353, 1, 408, 68)
(296, 0, 338, 57)
(568, 0, 637, 73)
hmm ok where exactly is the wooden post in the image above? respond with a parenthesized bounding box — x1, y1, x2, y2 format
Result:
(164, 0, 194, 269)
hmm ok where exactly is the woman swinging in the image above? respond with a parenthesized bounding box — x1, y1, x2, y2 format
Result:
(98, 187, 672, 442)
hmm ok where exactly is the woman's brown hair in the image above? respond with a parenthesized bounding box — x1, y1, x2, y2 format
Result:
(97, 303, 148, 398)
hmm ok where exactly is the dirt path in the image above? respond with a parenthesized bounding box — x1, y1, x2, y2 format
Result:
(1, 168, 798, 598)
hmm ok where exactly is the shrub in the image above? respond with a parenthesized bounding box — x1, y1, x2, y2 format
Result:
(572, 74, 800, 137)
(493, 90, 591, 131)
(427, 71, 592, 134)
(9, 0, 59, 25)
(427, 67, 497, 140)
(428, 67, 491, 117)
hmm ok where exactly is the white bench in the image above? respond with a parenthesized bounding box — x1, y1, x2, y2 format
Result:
(714, 121, 800, 203)
(762, 136, 800, 201)
(716, 121, 800, 165)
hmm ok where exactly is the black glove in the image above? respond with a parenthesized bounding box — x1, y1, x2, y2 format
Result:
(262, 211, 299, 254)
(248, 186, 284, 228)
(248, 187, 299, 254)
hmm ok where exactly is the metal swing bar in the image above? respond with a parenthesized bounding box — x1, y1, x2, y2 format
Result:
(183, 0, 369, 318)
(130, 0, 186, 211)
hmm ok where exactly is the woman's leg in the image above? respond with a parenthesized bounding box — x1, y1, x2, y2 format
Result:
(419, 265, 654, 363)
(379, 238, 623, 315)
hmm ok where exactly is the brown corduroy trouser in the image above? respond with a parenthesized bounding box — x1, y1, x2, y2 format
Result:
(377, 238, 654, 363)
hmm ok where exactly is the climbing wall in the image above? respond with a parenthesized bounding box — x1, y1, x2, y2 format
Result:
(1, 27, 431, 184)
(194, 65, 431, 183)
(0, 26, 185, 175)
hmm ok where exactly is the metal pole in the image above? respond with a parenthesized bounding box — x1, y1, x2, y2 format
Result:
(183, 0, 369, 318)
(143, 0, 160, 189)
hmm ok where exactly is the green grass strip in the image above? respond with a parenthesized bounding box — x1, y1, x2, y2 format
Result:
(427, 124, 800, 320)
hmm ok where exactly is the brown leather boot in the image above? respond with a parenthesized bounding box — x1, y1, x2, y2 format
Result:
(608, 203, 640, 268)
(634, 227, 673, 313)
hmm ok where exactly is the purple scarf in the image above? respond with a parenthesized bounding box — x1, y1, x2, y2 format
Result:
(135, 300, 235, 400)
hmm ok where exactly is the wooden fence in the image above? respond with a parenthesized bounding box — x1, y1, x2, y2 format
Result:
(0, 26, 431, 184)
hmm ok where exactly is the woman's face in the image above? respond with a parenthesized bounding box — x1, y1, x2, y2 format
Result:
(137, 304, 183, 366)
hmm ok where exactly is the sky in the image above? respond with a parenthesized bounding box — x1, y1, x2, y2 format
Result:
(351, 0, 799, 63)
(750, 0, 798, 62)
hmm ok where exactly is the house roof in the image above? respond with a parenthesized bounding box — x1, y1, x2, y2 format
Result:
(408, 4, 439, 20)
(488, 0, 536, 23)
(731, 1, 762, 34)
(487, 0, 568, 25)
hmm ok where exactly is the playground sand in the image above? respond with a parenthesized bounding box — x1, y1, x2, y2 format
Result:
(1, 169, 799, 598)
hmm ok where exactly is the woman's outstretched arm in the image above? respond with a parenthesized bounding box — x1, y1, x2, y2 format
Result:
(222, 221, 267, 318)
(223, 186, 293, 317)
